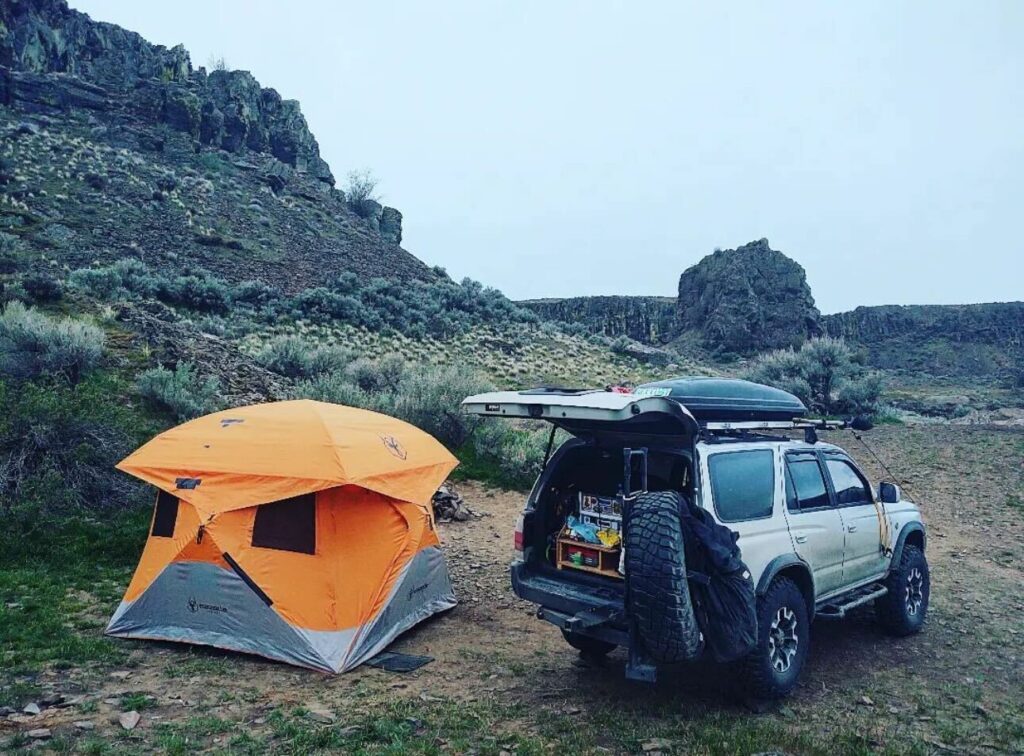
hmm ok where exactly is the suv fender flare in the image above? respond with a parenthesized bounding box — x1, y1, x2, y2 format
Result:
(889, 522, 927, 569)
(756, 554, 816, 619)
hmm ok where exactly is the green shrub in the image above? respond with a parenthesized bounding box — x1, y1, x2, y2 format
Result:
(0, 302, 104, 384)
(834, 372, 883, 416)
(293, 358, 491, 449)
(0, 373, 150, 520)
(294, 373, 372, 409)
(344, 169, 379, 203)
(22, 273, 63, 302)
(68, 259, 159, 301)
(234, 280, 281, 309)
(161, 274, 231, 314)
(137, 362, 223, 421)
(610, 335, 633, 353)
(68, 266, 128, 300)
(745, 336, 882, 416)
(292, 355, 555, 489)
(466, 421, 556, 490)
(65, 260, 539, 339)
(256, 336, 353, 379)
(293, 287, 362, 324)
(388, 363, 492, 448)
(345, 354, 406, 393)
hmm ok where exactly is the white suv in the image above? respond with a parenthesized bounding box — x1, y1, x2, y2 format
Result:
(463, 379, 929, 699)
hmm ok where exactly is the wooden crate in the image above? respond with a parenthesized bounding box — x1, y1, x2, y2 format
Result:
(556, 531, 623, 579)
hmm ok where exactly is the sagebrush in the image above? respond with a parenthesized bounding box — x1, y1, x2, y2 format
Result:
(290, 349, 553, 488)
(68, 261, 537, 339)
(0, 302, 104, 384)
(137, 362, 223, 421)
(745, 336, 882, 416)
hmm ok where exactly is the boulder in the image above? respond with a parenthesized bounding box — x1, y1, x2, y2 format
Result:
(612, 338, 673, 366)
(676, 239, 821, 354)
(380, 206, 403, 244)
(432, 483, 474, 522)
(118, 710, 141, 731)
(161, 86, 201, 139)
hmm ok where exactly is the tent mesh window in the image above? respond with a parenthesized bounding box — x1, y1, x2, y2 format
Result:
(151, 490, 179, 538)
(252, 493, 316, 554)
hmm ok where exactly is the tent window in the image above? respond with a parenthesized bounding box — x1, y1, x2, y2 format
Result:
(252, 494, 316, 554)
(151, 491, 179, 538)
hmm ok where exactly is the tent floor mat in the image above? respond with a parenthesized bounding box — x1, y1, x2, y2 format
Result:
(365, 651, 434, 673)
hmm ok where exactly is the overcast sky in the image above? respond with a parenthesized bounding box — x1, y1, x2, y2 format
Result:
(76, 1, 1022, 313)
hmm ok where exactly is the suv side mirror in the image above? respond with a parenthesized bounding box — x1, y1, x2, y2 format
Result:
(879, 482, 901, 504)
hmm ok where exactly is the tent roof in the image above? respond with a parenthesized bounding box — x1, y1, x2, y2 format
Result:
(117, 400, 459, 518)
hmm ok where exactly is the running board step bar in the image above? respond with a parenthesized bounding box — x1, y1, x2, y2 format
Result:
(816, 584, 888, 620)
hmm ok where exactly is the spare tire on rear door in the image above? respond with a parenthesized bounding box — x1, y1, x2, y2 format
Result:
(624, 491, 702, 663)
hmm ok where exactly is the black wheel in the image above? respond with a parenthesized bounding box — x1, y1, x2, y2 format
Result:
(737, 577, 810, 700)
(561, 629, 616, 656)
(877, 544, 929, 636)
(624, 491, 701, 664)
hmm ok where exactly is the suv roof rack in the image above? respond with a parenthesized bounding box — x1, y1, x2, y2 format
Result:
(701, 418, 845, 445)
(703, 419, 843, 431)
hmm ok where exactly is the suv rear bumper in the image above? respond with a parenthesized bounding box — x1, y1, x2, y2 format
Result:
(511, 561, 629, 646)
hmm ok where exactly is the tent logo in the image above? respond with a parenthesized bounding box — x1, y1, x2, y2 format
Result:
(380, 434, 407, 460)
(220, 418, 245, 428)
(187, 596, 227, 615)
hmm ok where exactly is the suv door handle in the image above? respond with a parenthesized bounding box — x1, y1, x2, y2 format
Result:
(847, 524, 858, 533)
(795, 535, 807, 544)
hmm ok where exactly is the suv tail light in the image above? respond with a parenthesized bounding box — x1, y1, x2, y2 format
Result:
(513, 514, 525, 556)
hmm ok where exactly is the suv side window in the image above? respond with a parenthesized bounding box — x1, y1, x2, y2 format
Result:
(825, 457, 872, 506)
(785, 455, 831, 512)
(708, 449, 775, 522)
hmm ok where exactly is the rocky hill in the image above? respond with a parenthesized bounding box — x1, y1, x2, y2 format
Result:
(522, 239, 1023, 379)
(0, 0, 433, 290)
(823, 303, 1024, 378)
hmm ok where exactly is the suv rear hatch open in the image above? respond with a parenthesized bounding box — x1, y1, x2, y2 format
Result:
(462, 388, 702, 656)
(460, 388, 699, 440)
(463, 378, 808, 437)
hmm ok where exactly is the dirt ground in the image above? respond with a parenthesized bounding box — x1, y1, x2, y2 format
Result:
(3, 425, 1023, 754)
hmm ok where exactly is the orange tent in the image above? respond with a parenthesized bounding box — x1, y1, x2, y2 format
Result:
(106, 400, 459, 672)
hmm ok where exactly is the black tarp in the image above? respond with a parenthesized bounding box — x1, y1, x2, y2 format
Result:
(679, 501, 758, 663)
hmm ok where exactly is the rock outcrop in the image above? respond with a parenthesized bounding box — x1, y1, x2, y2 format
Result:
(520, 239, 1022, 379)
(0, 0, 418, 290)
(675, 239, 821, 354)
(520, 296, 676, 343)
(0, 0, 332, 183)
(520, 241, 821, 356)
(823, 303, 1024, 378)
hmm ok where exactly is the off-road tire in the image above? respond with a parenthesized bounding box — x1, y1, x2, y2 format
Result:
(561, 629, 616, 656)
(877, 544, 929, 636)
(624, 491, 701, 664)
(737, 577, 810, 700)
